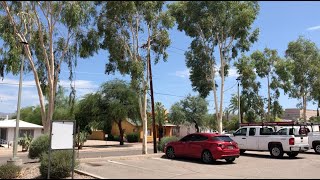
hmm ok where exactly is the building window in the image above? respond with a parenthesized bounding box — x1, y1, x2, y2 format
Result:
(147, 129, 151, 136)
(133, 128, 138, 133)
(19, 129, 34, 138)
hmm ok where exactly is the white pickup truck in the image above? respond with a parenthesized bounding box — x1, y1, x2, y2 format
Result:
(276, 126, 320, 154)
(230, 126, 310, 158)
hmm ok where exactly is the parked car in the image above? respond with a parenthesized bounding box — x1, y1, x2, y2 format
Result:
(230, 125, 309, 158)
(164, 133, 240, 164)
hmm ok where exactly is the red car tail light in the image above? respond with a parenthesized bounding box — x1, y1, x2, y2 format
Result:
(289, 138, 295, 145)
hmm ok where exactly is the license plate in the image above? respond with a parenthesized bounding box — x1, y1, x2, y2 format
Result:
(228, 146, 234, 149)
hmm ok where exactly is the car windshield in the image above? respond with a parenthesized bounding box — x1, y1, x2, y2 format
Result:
(212, 136, 234, 142)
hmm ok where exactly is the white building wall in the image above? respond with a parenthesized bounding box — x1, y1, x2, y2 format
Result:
(178, 124, 197, 138)
(7, 128, 14, 144)
(33, 129, 43, 139)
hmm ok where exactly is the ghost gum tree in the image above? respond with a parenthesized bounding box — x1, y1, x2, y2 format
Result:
(0, 1, 97, 133)
(251, 48, 282, 122)
(169, 1, 259, 133)
(95, 2, 173, 154)
(276, 37, 320, 122)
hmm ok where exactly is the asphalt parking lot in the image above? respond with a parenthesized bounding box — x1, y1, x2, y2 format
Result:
(79, 150, 320, 179)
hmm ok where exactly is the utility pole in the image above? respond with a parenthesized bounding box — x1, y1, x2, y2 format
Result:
(8, 41, 28, 166)
(236, 77, 241, 127)
(147, 34, 157, 153)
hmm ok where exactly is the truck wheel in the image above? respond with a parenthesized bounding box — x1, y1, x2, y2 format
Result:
(240, 149, 246, 154)
(313, 143, 320, 154)
(270, 145, 284, 158)
(287, 152, 299, 158)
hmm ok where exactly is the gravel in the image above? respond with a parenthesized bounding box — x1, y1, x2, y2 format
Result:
(16, 163, 95, 179)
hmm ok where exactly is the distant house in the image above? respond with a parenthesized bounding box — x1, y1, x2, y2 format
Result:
(110, 118, 176, 142)
(172, 122, 215, 138)
(0, 119, 43, 145)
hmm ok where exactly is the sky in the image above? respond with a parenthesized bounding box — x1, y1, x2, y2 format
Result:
(1, 1, 320, 114)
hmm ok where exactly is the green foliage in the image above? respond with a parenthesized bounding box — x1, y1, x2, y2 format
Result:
(0, 1, 97, 133)
(169, 95, 208, 132)
(277, 36, 320, 121)
(39, 150, 78, 179)
(169, 102, 186, 126)
(18, 133, 33, 152)
(223, 117, 239, 131)
(168, 1, 259, 132)
(155, 102, 167, 126)
(0, 164, 21, 179)
(75, 93, 102, 133)
(75, 131, 89, 149)
(157, 136, 179, 152)
(126, 133, 140, 143)
(28, 134, 49, 159)
(99, 79, 140, 145)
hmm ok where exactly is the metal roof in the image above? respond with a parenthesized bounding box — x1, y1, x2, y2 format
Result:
(0, 119, 43, 129)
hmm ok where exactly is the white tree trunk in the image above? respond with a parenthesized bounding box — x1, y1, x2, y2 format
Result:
(218, 49, 225, 134)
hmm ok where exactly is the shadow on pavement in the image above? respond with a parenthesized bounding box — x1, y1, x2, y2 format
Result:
(240, 152, 305, 160)
(82, 144, 135, 148)
(159, 155, 237, 165)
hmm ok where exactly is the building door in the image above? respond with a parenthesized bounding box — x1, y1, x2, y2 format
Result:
(0, 128, 7, 141)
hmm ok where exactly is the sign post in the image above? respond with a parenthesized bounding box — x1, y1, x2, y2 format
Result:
(48, 120, 75, 179)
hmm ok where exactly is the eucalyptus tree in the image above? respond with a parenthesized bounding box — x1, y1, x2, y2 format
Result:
(234, 55, 264, 122)
(95, 1, 173, 154)
(276, 37, 320, 122)
(251, 48, 282, 122)
(0, 1, 97, 133)
(169, 1, 259, 133)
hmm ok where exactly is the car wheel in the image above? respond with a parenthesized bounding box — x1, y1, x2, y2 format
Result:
(270, 145, 284, 158)
(286, 152, 299, 158)
(313, 143, 320, 154)
(240, 149, 246, 154)
(201, 150, 214, 164)
(166, 147, 175, 159)
(225, 157, 236, 163)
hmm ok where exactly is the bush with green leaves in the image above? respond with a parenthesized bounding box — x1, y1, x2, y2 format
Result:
(126, 133, 139, 143)
(28, 134, 50, 159)
(39, 150, 78, 179)
(0, 164, 21, 179)
(157, 136, 180, 152)
(18, 134, 33, 152)
(75, 131, 89, 149)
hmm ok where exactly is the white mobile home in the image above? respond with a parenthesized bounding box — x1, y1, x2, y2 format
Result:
(0, 119, 43, 145)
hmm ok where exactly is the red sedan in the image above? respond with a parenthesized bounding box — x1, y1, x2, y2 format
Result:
(164, 133, 240, 164)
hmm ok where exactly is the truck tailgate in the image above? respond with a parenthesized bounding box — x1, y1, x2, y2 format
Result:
(294, 135, 309, 145)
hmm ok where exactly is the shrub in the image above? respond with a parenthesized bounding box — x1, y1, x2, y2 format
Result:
(75, 131, 89, 149)
(18, 133, 33, 152)
(106, 134, 114, 141)
(0, 164, 21, 179)
(113, 135, 120, 141)
(157, 136, 180, 152)
(126, 133, 139, 143)
(28, 134, 50, 159)
(39, 150, 78, 179)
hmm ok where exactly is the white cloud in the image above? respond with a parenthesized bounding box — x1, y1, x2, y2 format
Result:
(175, 69, 190, 78)
(307, 25, 320, 31)
(0, 78, 98, 112)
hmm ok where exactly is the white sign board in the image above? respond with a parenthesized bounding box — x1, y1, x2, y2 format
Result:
(51, 121, 74, 150)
